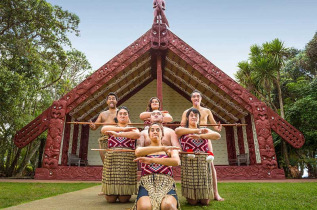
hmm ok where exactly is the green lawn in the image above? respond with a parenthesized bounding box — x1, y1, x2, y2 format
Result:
(0, 182, 98, 209)
(1, 182, 316, 209)
(177, 182, 317, 209)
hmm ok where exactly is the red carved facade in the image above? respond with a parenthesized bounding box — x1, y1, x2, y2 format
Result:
(225, 126, 236, 165)
(252, 102, 278, 171)
(237, 119, 245, 154)
(151, 23, 168, 50)
(61, 114, 72, 166)
(14, 27, 305, 181)
(79, 125, 89, 161)
(71, 124, 79, 154)
(42, 100, 67, 169)
(14, 107, 50, 148)
(34, 165, 284, 181)
(245, 115, 257, 165)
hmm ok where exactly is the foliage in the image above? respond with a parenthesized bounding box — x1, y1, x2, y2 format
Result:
(235, 33, 317, 178)
(0, 182, 98, 208)
(0, 0, 92, 177)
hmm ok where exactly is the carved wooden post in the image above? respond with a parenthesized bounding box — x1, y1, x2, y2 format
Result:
(156, 52, 163, 109)
(252, 102, 278, 172)
(61, 114, 72, 166)
(245, 114, 257, 165)
(79, 125, 89, 161)
(42, 100, 67, 169)
(225, 126, 236, 165)
(237, 119, 245, 155)
(72, 124, 79, 154)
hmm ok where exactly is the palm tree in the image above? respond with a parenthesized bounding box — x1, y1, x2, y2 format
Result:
(263, 38, 289, 118)
(249, 39, 291, 175)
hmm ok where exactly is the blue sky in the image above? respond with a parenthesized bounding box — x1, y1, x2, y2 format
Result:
(47, 0, 317, 79)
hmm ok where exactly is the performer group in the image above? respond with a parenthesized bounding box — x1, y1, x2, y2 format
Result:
(89, 90, 224, 210)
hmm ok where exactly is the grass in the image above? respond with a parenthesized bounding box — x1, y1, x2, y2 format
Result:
(0, 182, 98, 209)
(177, 182, 317, 209)
(0, 182, 316, 209)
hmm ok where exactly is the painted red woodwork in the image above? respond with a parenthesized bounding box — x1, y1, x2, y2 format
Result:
(267, 107, 305, 148)
(15, 28, 304, 152)
(245, 115, 257, 165)
(79, 125, 89, 161)
(63, 31, 152, 114)
(35, 166, 103, 181)
(34, 165, 284, 181)
(42, 100, 67, 169)
(15, 27, 304, 181)
(61, 114, 72, 166)
(157, 53, 163, 109)
(153, 0, 169, 28)
(225, 126, 236, 165)
(14, 31, 152, 149)
(237, 120, 245, 155)
(215, 165, 285, 180)
(151, 23, 168, 50)
(252, 102, 278, 170)
(14, 107, 50, 148)
(72, 124, 79, 154)
(166, 30, 304, 149)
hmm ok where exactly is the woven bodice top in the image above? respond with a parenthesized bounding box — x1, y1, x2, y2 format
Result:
(179, 134, 209, 152)
(108, 134, 136, 150)
(141, 154, 173, 177)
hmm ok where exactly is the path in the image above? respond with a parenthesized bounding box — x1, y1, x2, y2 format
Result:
(5, 185, 136, 210)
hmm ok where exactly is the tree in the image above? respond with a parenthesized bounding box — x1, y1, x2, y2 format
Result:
(305, 32, 317, 77)
(0, 0, 91, 177)
(235, 39, 292, 176)
(286, 79, 317, 177)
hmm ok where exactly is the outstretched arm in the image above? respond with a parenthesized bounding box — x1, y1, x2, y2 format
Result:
(207, 109, 222, 131)
(90, 113, 103, 130)
(140, 112, 151, 121)
(175, 127, 200, 137)
(188, 128, 221, 140)
(101, 126, 136, 132)
(162, 111, 173, 123)
(134, 150, 180, 166)
(101, 126, 140, 139)
(135, 145, 179, 157)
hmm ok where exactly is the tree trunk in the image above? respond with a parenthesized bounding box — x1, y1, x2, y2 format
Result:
(4, 141, 13, 173)
(275, 75, 290, 177)
(15, 141, 40, 177)
(38, 137, 46, 168)
(6, 147, 21, 177)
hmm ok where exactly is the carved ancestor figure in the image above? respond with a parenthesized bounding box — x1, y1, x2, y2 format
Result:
(153, 0, 169, 27)
(43, 100, 67, 169)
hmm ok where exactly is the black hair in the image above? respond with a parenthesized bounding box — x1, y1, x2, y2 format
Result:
(191, 90, 202, 98)
(185, 108, 201, 128)
(146, 97, 161, 112)
(107, 92, 118, 101)
(114, 106, 129, 123)
(148, 123, 164, 137)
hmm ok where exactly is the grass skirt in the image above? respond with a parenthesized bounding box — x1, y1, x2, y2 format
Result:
(181, 154, 213, 200)
(101, 150, 137, 195)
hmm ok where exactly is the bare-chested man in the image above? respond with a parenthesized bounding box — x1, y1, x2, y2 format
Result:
(90, 92, 118, 163)
(181, 90, 224, 201)
(138, 110, 180, 148)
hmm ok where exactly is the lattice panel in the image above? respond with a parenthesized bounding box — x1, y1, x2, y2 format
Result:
(212, 129, 229, 165)
(268, 108, 305, 148)
(87, 127, 103, 166)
